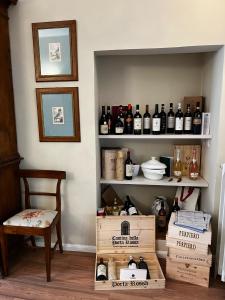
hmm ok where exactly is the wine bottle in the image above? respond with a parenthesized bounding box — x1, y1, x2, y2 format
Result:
(189, 148, 199, 180)
(96, 258, 107, 281)
(128, 255, 137, 269)
(143, 105, 151, 134)
(184, 104, 192, 134)
(172, 197, 180, 212)
(175, 103, 184, 134)
(167, 102, 175, 133)
(192, 102, 202, 134)
(160, 104, 166, 134)
(106, 106, 113, 134)
(158, 201, 167, 232)
(112, 198, 120, 216)
(115, 115, 124, 135)
(134, 104, 142, 135)
(152, 104, 161, 135)
(125, 151, 133, 180)
(138, 256, 150, 279)
(125, 104, 134, 134)
(118, 105, 125, 127)
(125, 195, 138, 215)
(174, 148, 182, 179)
(99, 106, 108, 135)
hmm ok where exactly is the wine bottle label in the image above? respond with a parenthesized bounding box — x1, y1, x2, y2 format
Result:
(115, 127, 123, 134)
(168, 116, 175, 128)
(120, 118, 124, 125)
(174, 170, 182, 177)
(184, 117, 192, 130)
(100, 124, 108, 134)
(144, 117, 150, 129)
(190, 172, 199, 179)
(97, 264, 107, 277)
(128, 206, 137, 215)
(126, 165, 133, 177)
(193, 118, 202, 125)
(152, 118, 160, 131)
(175, 117, 183, 130)
(128, 262, 137, 269)
(158, 215, 166, 228)
(134, 118, 142, 130)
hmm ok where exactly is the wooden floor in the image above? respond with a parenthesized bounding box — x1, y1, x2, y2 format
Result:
(0, 248, 224, 300)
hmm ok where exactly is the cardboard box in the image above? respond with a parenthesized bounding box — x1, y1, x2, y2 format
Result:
(183, 96, 205, 113)
(95, 216, 165, 290)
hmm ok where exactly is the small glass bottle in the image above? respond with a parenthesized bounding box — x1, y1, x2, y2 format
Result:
(174, 148, 182, 179)
(115, 150, 124, 180)
(189, 148, 199, 180)
(112, 198, 120, 216)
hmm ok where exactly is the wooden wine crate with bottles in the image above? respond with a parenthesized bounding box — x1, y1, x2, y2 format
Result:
(95, 215, 165, 290)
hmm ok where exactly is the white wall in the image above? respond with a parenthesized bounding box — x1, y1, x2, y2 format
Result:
(8, 0, 225, 249)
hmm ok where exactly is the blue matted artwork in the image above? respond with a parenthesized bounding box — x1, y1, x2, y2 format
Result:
(42, 93, 74, 137)
(38, 28, 71, 76)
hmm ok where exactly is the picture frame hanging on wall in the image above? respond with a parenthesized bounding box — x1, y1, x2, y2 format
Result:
(32, 20, 78, 82)
(36, 87, 81, 142)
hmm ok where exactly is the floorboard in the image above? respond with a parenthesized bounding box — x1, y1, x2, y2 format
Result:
(0, 248, 224, 300)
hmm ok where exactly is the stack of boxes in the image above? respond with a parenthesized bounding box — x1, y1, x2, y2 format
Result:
(166, 213, 212, 287)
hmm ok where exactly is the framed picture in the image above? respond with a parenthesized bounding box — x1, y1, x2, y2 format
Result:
(32, 20, 78, 82)
(36, 87, 81, 142)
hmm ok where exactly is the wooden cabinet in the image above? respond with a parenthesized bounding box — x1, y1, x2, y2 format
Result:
(0, 0, 21, 223)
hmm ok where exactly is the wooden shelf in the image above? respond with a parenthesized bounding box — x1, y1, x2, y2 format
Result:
(98, 134, 212, 140)
(100, 176, 208, 187)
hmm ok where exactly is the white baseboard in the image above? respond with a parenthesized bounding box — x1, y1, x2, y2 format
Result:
(35, 240, 96, 253)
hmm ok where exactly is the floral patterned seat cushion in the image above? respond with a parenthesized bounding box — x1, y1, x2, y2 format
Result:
(3, 209, 58, 228)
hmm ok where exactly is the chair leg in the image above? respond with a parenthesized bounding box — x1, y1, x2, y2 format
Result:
(56, 219, 63, 253)
(0, 231, 9, 277)
(44, 230, 51, 282)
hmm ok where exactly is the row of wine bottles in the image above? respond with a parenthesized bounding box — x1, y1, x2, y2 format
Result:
(96, 256, 150, 281)
(99, 102, 203, 135)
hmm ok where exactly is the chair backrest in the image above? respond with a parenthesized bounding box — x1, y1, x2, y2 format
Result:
(19, 169, 66, 212)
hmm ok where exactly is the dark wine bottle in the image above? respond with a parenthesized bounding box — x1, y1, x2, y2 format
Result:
(167, 102, 175, 133)
(172, 197, 180, 212)
(152, 104, 161, 135)
(160, 104, 166, 134)
(106, 105, 113, 134)
(138, 256, 150, 279)
(192, 102, 202, 134)
(134, 104, 142, 135)
(125, 104, 133, 134)
(158, 201, 167, 232)
(118, 105, 125, 127)
(115, 115, 124, 135)
(96, 258, 107, 281)
(184, 104, 192, 134)
(99, 106, 108, 135)
(175, 103, 183, 134)
(125, 151, 133, 180)
(143, 105, 151, 134)
(125, 195, 138, 215)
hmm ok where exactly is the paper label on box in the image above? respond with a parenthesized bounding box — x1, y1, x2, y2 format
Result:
(120, 268, 147, 280)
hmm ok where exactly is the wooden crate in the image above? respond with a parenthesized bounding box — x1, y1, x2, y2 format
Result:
(168, 247, 212, 267)
(95, 216, 165, 290)
(168, 213, 212, 245)
(166, 235, 208, 255)
(166, 258, 210, 287)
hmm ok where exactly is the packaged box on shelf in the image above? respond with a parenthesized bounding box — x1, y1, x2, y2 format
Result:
(168, 247, 212, 267)
(201, 112, 211, 135)
(168, 212, 212, 245)
(166, 258, 210, 287)
(183, 96, 205, 113)
(95, 215, 165, 290)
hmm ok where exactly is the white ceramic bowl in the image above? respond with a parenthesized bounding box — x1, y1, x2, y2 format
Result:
(142, 168, 165, 180)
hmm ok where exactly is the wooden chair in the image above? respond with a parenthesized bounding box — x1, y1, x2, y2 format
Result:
(0, 169, 66, 281)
